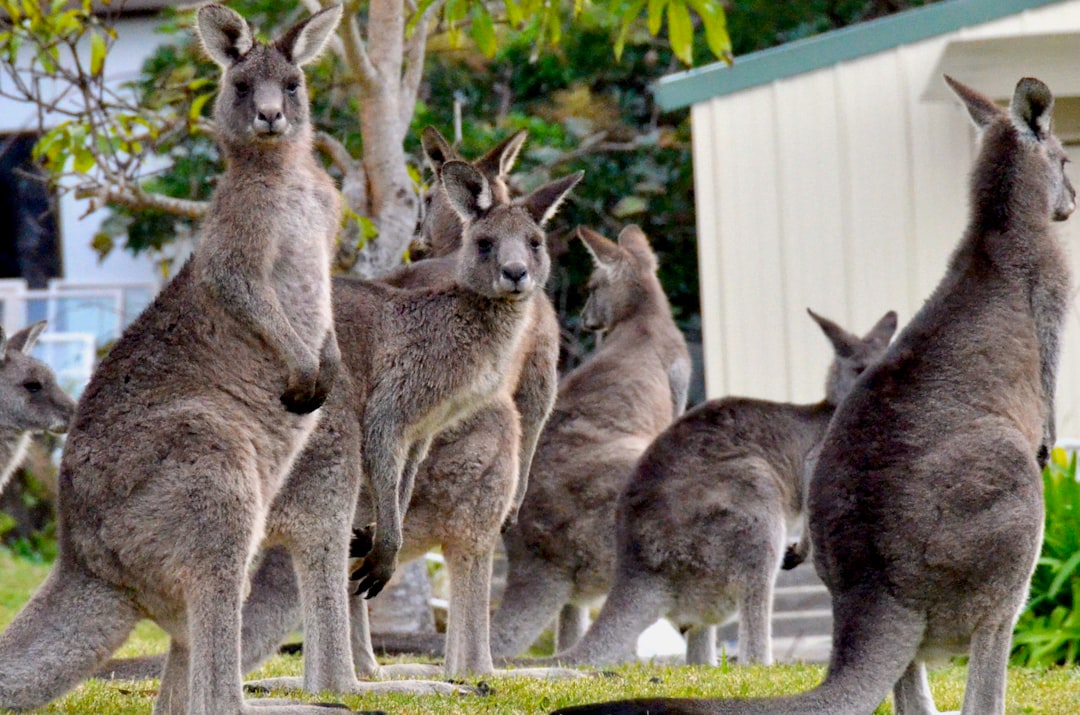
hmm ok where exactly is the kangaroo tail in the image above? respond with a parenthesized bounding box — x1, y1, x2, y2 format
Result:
(0, 559, 139, 710)
(550, 592, 925, 715)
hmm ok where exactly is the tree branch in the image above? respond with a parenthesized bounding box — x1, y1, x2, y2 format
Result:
(338, 5, 378, 88)
(400, 0, 444, 128)
(314, 129, 357, 175)
(76, 182, 208, 220)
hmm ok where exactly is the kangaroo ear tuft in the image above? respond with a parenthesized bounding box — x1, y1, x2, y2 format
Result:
(476, 129, 528, 179)
(441, 161, 493, 223)
(7, 320, 47, 355)
(616, 224, 658, 273)
(276, 3, 342, 66)
(522, 171, 583, 227)
(944, 75, 1003, 132)
(421, 126, 457, 177)
(577, 226, 622, 267)
(1011, 77, 1055, 141)
(196, 3, 254, 67)
(808, 308, 859, 360)
(864, 310, 898, 347)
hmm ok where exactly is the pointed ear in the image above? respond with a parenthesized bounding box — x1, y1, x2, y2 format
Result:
(944, 75, 1003, 131)
(7, 320, 46, 355)
(421, 126, 457, 177)
(807, 308, 859, 359)
(616, 224, 658, 273)
(577, 226, 623, 267)
(1011, 77, 1055, 141)
(276, 3, 342, 66)
(0, 325, 7, 364)
(862, 310, 898, 347)
(196, 3, 255, 67)
(441, 161, 493, 224)
(522, 171, 583, 227)
(475, 129, 528, 178)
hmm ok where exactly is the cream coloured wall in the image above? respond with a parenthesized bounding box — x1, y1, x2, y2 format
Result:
(691, 0, 1080, 437)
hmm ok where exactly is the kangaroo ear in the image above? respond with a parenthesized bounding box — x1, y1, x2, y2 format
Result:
(441, 160, 493, 224)
(7, 321, 46, 355)
(421, 126, 457, 177)
(196, 3, 255, 67)
(276, 3, 342, 66)
(944, 75, 1003, 131)
(863, 310, 898, 348)
(522, 171, 583, 227)
(577, 226, 623, 267)
(1011, 77, 1055, 141)
(616, 224, 658, 273)
(0, 325, 7, 363)
(475, 129, 528, 179)
(808, 308, 859, 359)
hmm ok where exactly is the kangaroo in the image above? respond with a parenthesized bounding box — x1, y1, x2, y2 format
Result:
(551, 75, 1075, 715)
(534, 309, 895, 670)
(492, 224, 692, 660)
(229, 159, 581, 697)
(0, 321, 76, 495)
(0, 5, 347, 714)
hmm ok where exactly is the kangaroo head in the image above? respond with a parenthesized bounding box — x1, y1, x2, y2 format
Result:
(419, 126, 529, 257)
(439, 160, 581, 301)
(808, 309, 898, 406)
(196, 3, 342, 153)
(0, 322, 76, 434)
(946, 75, 1076, 224)
(577, 225, 661, 332)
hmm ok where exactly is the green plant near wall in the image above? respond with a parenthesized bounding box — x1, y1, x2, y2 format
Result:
(1012, 447, 1080, 667)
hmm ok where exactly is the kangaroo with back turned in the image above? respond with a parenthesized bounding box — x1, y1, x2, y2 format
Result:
(492, 224, 691, 660)
(553, 75, 1075, 715)
(0, 4, 349, 714)
(0, 321, 76, 495)
(532, 309, 895, 669)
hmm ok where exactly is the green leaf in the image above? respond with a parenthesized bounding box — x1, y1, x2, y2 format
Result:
(188, 93, 213, 122)
(89, 30, 106, 77)
(73, 147, 95, 174)
(646, 0, 666, 36)
(667, 0, 693, 65)
(687, 0, 732, 63)
(504, 0, 523, 27)
(91, 231, 115, 258)
(470, 4, 497, 58)
(614, 0, 647, 61)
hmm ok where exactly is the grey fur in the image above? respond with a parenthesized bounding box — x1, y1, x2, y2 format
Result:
(532, 310, 896, 669)
(549, 75, 1075, 715)
(492, 224, 691, 660)
(0, 4, 348, 714)
(0, 321, 76, 494)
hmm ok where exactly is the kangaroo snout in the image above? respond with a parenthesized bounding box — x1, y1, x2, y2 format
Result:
(254, 108, 287, 136)
(499, 262, 531, 295)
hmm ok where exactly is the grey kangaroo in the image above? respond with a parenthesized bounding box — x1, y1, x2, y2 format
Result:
(535, 309, 895, 669)
(234, 159, 581, 697)
(492, 224, 692, 659)
(0, 321, 76, 494)
(551, 75, 1075, 715)
(0, 5, 348, 715)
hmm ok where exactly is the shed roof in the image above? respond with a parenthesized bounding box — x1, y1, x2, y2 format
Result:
(652, 0, 1066, 111)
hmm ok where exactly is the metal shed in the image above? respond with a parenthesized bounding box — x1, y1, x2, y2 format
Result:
(657, 0, 1080, 438)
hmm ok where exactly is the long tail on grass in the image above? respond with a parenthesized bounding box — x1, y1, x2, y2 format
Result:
(0, 557, 139, 710)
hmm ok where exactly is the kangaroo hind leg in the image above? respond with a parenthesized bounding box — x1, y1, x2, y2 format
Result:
(0, 560, 140, 711)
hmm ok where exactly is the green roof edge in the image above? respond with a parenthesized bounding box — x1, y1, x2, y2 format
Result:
(652, 0, 1066, 111)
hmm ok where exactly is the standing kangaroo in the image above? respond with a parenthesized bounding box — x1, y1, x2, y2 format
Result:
(552, 75, 1075, 715)
(0, 321, 76, 495)
(492, 224, 692, 659)
(232, 159, 581, 697)
(536, 309, 895, 669)
(0, 5, 347, 715)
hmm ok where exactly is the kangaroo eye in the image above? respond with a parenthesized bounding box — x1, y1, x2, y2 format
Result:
(285, 81, 300, 95)
(24, 381, 42, 393)
(234, 81, 250, 97)
(530, 239, 543, 251)
(476, 238, 494, 256)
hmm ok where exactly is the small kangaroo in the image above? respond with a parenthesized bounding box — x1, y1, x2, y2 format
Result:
(551, 76, 1075, 715)
(0, 5, 347, 715)
(231, 159, 581, 696)
(535, 309, 895, 669)
(0, 321, 76, 495)
(492, 224, 692, 659)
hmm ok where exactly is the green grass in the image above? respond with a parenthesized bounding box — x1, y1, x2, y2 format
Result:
(3, 549, 1080, 714)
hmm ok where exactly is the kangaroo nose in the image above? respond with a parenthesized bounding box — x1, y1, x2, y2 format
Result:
(258, 110, 283, 124)
(501, 262, 528, 283)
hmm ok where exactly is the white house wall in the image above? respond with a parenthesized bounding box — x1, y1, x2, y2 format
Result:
(692, 0, 1080, 437)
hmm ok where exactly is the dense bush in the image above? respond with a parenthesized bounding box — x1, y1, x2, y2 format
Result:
(1012, 447, 1080, 667)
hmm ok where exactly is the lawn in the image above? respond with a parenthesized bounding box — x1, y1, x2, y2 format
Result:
(3, 549, 1080, 714)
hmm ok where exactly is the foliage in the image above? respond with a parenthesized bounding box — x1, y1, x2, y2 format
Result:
(1012, 447, 1080, 667)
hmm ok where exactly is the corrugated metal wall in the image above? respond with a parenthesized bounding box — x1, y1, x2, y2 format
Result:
(692, 0, 1080, 437)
